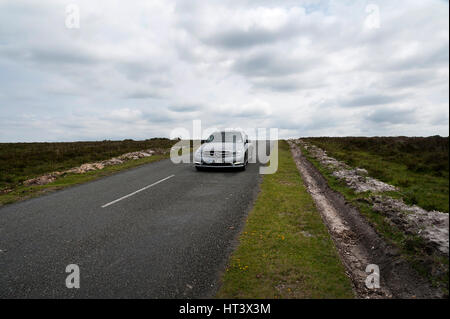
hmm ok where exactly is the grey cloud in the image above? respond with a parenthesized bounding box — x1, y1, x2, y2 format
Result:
(365, 108, 417, 124)
(250, 76, 325, 92)
(30, 48, 98, 65)
(168, 104, 202, 112)
(233, 52, 319, 77)
(61, 122, 86, 130)
(255, 80, 300, 92)
(142, 112, 177, 123)
(386, 44, 449, 72)
(182, 2, 340, 51)
(214, 107, 268, 119)
(116, 61, 168, 81)
(203, 25, 298, 49)
(340, 94, 405, 108)
(101, 108, 177, 124)
(0, 0, 448, 141)
(231, 109, 266, 118)
(431, 111, 449, 126)
(0, 45, 99, 66)
(384, 70, 439, 89)
(125, 91, 161, 99)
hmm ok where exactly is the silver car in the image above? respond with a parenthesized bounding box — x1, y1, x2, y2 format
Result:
(194, 130, 251, 170)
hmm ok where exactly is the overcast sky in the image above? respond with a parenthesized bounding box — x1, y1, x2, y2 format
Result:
(0, 0, 448, 141)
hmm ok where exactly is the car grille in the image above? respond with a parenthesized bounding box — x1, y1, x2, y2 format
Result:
(202, 150, 232, 158)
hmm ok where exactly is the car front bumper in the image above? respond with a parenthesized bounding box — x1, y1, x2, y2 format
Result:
(195, 162, 245, 168)
(194, 155, 245, 168)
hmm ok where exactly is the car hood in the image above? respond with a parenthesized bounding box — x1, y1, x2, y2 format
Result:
(200, 142, 244, 152)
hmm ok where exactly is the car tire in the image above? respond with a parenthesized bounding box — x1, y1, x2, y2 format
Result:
(240, 152, 248, 171)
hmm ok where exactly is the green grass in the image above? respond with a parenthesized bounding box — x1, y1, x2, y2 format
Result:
(0, 138, 177, 206)
(299, 142, 449, 295)
(216, 140, 354, 299)
(304, 137, 449, 213)
(0, 138, 175, 191)
(0, 154, 168, 207)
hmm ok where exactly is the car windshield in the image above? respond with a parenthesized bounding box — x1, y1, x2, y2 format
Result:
(206, 132, 243, 143)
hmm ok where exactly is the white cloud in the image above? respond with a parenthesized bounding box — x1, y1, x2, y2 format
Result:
(108, 108, 143, 122)
(0, 0, 448, 141)
(216, 99, 273, 118)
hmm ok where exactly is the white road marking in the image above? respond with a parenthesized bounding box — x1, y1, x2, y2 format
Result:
(101, 174, 175, 208)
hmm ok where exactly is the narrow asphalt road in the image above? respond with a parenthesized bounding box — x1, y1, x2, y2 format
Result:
(0, 145, 270, 298)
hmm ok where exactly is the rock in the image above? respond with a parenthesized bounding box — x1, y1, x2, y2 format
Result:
(0, 188, 12, 194)
(296, 140, 396, 194)
(332, 169, 396, 193)
(68, 163, 104, 174)
(296, 139, 449, 256)
(24, 175, 57, 186)
(22, 149, 158, 187)
(23, 170, 65, 186)
(118, 150, 154, 160)
(373, 195, 449, 255)
(356, 168, 368, 176)
(101, 158, 123, 166)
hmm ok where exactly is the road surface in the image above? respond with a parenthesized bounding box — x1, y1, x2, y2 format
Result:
(0, 147, 269, 298)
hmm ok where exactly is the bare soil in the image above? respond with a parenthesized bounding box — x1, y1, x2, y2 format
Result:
(288, 141, 444, 298)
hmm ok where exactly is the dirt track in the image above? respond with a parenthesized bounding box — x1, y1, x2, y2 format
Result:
(289, 141, 443, 299)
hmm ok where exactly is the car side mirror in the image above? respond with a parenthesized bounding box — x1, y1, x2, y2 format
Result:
(245, 139, 249, 144)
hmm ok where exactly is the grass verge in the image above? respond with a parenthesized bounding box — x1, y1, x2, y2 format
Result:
(304, 137, 449, 213)
(0, 138, 175, 190)
(216, 140, 354, 299)
(299, 143, 449, 295)
(0, 154, 167, 207)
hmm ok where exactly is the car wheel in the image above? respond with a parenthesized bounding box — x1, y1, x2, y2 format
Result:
(195, 166, 202, 171)
(241, 152, 248, 171)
